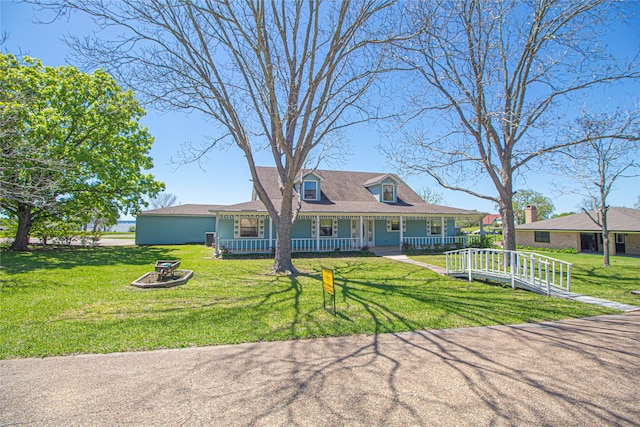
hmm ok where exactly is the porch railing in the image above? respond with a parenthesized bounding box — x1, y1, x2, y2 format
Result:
(218, 237, 363, 254)
(403, 235, 475, 248)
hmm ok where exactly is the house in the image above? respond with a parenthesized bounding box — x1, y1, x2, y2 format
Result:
(482, 213, 502, 227)
(136, 167, 486, 253)
(515, 207, 640, 255)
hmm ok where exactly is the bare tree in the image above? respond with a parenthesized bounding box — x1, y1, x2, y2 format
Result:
(36, 0, 396, 273)
(419, 187, 445, 205)
(552, 110, 640, 267)
(385, 0, 640, 251)
(149, 192, 178, 210)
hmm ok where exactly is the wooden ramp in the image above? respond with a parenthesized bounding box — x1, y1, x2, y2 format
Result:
(445, 248, 638, 312)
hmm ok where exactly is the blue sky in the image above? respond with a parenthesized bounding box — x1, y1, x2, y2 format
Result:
(2, 1, 639, 219)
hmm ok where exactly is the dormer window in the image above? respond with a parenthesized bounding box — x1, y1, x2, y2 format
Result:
(303, 180, 317, 200)
(382, 184, 395, 202)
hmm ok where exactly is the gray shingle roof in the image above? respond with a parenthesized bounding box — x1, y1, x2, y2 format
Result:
(515, 207, 640, 232)
(137, 168, 486, 217)
(137, 204, 223, 216)
(215, 167, 483, 216)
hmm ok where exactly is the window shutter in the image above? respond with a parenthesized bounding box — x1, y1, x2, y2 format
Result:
(333, 219, 338, 236)
(403, 220, 406, 232)
(311, 218, 317, 237)
(443, 218, 448, 236)
(351, 220, 358, 238)
(233, 218, 240, 238)
(258, 218, 265, 238)
(387, 220, 392, 232)
(426, 219, 431, 235)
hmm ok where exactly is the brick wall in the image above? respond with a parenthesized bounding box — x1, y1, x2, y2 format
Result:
(517, 230, 640, 255)
(516, 231, 580, 251)
(623, 234, 640, 255)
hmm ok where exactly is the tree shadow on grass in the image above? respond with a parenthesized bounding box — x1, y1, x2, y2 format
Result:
(0, 246, 176, 274)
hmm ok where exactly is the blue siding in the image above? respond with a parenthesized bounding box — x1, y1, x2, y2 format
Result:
(136, 215, 215, 245)
(368, 185, 381, 201)
(218, 218, 235, 239)
(448, 218, 456, 236)
(292, 219, 311, 238)
(367, 178, 397, 203)
(405, 219, 426, 237)
(338, 220, 351, 238)
(374, 220, 400, 246)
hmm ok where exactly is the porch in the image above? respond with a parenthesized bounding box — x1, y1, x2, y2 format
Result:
(216, 235, 481, 254)
(214, 213, 485, 255)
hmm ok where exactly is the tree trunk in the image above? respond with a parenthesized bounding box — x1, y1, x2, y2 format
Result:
(271, 196, 298, 274)
(601, 208, 610, 268)
(499, 200, 517, 252)
(9, 205, 33, 251)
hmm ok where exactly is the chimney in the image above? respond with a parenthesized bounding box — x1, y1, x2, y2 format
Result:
(525, 204, 538, 223)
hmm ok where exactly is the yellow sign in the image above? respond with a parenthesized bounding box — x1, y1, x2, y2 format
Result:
(322, 268, 335, 295)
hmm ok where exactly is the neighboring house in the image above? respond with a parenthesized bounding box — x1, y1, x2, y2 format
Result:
(515, 207, 640, 255)
(482, 214, 502, 227)
(136, 167, 486, 253)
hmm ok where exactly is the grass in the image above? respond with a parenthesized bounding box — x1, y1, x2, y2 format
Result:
(0, 245, 619, 359)
(409, 251, 640, 305)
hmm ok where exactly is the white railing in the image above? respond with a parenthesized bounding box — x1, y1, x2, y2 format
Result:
(292, 237, 362, 252)
(445, 248, 572, 294)
(403, 236, 470, 248)
(218, 239, 272, 253)
(219, 237, 363, 254)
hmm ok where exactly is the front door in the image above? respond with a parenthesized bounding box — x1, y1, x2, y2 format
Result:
(363, 220, 375, 247)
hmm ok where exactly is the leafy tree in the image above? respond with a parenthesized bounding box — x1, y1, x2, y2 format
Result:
(385, 0, 640, 251)
(36, 1, 396, 273)
(551, 212, 575, 218)
(511, 190, 554, 224)
(0, 53, 163, 251)
(553, 110, 640, 267)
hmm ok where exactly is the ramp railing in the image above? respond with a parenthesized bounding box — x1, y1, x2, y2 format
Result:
(445, 248, 572, 295)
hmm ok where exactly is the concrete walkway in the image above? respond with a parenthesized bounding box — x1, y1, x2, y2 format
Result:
(2, 312, 639, 426)
(374, 247, 639, 312)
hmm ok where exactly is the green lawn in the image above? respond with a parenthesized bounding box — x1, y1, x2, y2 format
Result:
(410, 251, 640, 305)
(0, 245, 618, 359)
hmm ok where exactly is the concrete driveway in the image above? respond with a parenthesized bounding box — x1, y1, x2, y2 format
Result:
(2, 312, 639, 426)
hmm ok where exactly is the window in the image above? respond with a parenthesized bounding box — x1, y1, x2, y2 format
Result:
(429, 219, 442, 235)
(616, 234, 625, 244)
(240, 218, 258, 237)
(303, 181, 317, 200)
(534, 231, 550, 243)
(382, 184, 395, 202)
(390, 219, 400, 231)
(320, 219, 333, 237)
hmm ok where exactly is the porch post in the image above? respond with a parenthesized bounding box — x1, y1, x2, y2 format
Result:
(214, 213, 220, 256)
(269, 217, 273, 249)
(316, 215, 320, 252)
(360, 215, 363, 248)
(441, 216, 445, 246)
(399, 216, 404, 250)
